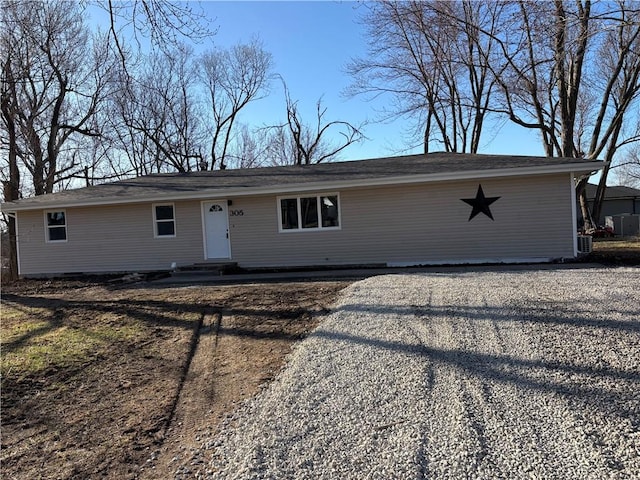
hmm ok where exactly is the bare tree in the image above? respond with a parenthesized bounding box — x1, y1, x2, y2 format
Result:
(0, 0, 117, 197)
(489, 1, 640, 229)
(267, 83, 364, 166)
(1, 39, 20, 280)
(98, 0, 213, 68)
(200, 40, 273, 169)
(348, 0, 502, 153)
(103, 81, 157, 177)
(610, 144, 640, 188)
(352, 0, 640, 230)
(109, 44, 206, 174)
(224, 123, 268, 169)
(0, 0, 118, 279)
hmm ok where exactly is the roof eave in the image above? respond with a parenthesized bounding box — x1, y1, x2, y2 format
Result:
(0, 161, 604, 213)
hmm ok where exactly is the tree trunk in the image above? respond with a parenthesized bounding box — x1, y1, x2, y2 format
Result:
(575, 177, 594, 231)
(3, 184, 19, 281)
(592, 164, 611, 227)
(1, 57, 20, 280)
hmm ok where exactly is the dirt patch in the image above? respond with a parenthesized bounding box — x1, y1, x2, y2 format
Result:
(1, 278, 350, 479)
(587, 236, 640, 265)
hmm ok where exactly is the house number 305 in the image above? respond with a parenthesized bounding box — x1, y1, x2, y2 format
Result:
(230, 209, 244, 216)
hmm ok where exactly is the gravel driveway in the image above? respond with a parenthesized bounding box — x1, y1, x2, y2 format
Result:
(208, 267, 640, 479)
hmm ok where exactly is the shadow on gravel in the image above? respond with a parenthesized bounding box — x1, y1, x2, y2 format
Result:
(331, 302, 640, 334)
(312, 327, 640, 423)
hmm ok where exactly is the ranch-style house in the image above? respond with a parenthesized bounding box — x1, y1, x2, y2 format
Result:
(0, 153, 604, 277)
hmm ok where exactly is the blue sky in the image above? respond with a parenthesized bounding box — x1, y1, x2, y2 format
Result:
(89, 1, 546, 161)
(200, 1, 545, 161)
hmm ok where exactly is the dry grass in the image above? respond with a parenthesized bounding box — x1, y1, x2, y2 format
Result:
(0, 279, 348, 480)
(593, 236, 640, 249)
(589, 236, 640, 265)
(1, 303, 145, 378)
(1, 284, 202, 479)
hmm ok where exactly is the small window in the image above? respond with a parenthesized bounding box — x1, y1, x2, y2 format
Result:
(278, 194, 340, 232)
(46, 211, 67, 242)
(154, 204, 175, 237)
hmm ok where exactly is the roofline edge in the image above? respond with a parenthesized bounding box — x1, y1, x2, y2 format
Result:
(0, 161, 605, 212)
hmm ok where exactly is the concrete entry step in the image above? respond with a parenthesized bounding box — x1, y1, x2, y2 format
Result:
(172, 262, 239, 276)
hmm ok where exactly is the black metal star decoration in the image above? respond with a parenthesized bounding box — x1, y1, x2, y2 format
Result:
(461, 184, 500, 221)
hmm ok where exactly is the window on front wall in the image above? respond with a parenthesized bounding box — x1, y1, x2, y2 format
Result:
(278, 194, 340, 231)
(153, 204, 176, 237)
(280, 198, 298, 229)
(45, 210, 67, 242)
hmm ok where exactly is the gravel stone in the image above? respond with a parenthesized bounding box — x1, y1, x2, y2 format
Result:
(204, 268, 640, 479)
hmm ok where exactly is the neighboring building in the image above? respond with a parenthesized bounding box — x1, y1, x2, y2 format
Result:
(583, 184, 640, 224)
(0, 153, 603, 277)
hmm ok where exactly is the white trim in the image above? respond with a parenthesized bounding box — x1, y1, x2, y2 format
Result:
(276, 193, 342, 233)
(15, 212, 21, 276)
(1, 162, 606, 212)
(44, 209, 68, 243)
(200, 202, 207, 260)
(570, 173, 578, 257)
(152, 203, 176, 238)
(201, 200, 232, 260)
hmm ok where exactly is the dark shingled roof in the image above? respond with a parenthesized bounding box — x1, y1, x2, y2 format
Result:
(584, 183, 640, 200)
(1, 153, 604, 211)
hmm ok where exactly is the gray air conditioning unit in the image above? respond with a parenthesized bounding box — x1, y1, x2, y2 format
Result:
(577, 235, 593, 254)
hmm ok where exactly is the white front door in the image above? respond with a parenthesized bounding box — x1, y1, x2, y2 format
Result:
(202, 200, 231, 259)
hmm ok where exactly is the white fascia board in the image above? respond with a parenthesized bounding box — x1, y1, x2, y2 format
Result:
(1, 162, 604, 212)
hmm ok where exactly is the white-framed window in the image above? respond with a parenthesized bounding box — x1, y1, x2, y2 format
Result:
(45, 210, 67, 242)
(277, 194, 340, 232)
(153, 203, 176, 237)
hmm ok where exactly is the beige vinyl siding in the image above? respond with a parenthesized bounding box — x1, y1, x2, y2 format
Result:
(16, 173, 575, 276)
(229, 173, 575, 267)
(17, 201, 205, 275)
